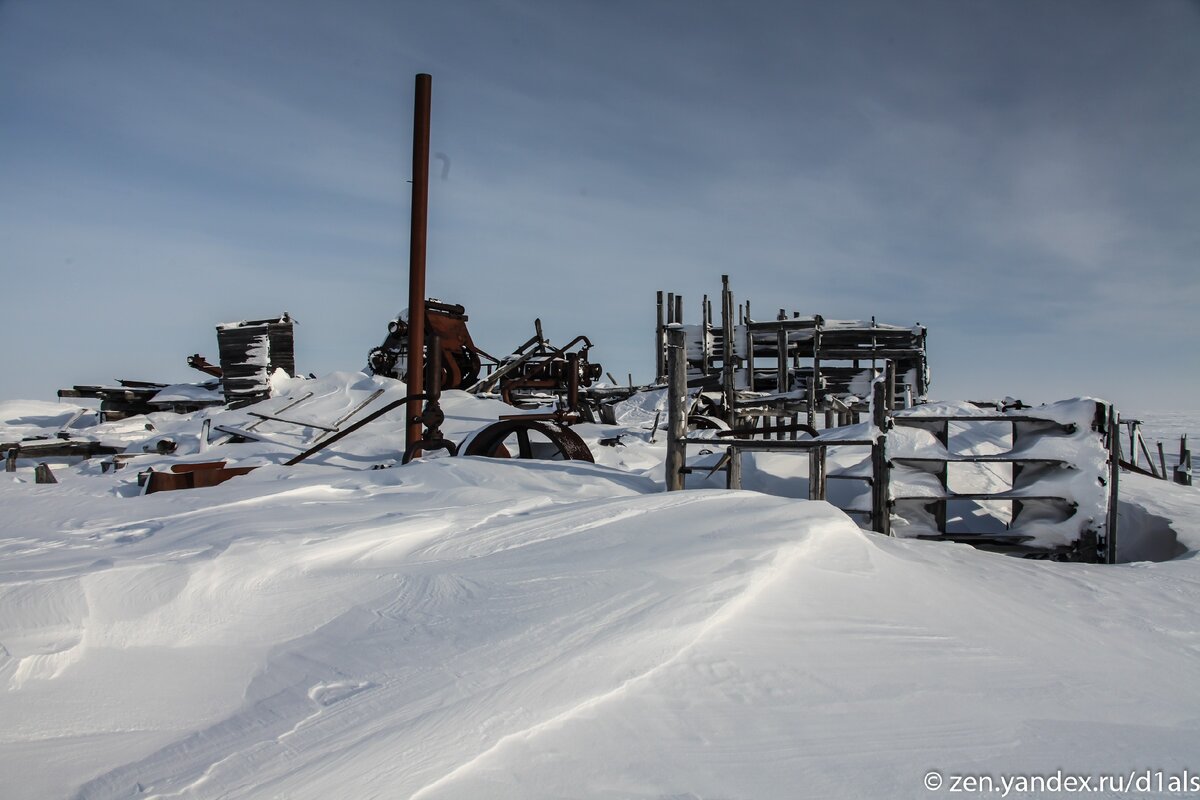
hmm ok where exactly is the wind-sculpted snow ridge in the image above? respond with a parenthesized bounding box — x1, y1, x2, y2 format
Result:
(1, 380, 1199, 799)
(2, 457, 850, 800)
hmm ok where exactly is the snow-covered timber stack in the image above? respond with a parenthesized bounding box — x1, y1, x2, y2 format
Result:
(214, 313, 296, 408)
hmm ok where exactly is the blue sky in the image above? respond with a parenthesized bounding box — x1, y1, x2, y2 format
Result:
(1, 0, 1197, 411)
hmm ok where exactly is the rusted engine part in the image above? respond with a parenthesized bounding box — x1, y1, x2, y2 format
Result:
(140, 461, 258, 493)
(367, 301, 485, 390)
(462, 418, 594, 462)
(476, 328, 602, 417)
(402, 332, 458, 463)
(216, 313, 296, 408)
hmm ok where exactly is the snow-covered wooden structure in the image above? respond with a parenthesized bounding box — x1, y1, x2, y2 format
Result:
(888, 399, 1119, 561)
(660, 279, 1121, 563)
(655, 276, 928, 430)
(215, 313, 296, 407)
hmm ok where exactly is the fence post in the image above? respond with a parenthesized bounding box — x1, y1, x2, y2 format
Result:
(655, 290, 665, 382)
(809, 446, 826, 500)
(665, 325, 688, 491)
(1176, 435, 1193, 487)
(1105, 405, 1120, 563)
(871, 375, 891, 534)
(721, 275, 736, 429)
(727, 445, 742, 490)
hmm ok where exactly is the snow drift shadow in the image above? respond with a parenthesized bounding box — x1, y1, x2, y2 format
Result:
(1116, 500, 1188, 563)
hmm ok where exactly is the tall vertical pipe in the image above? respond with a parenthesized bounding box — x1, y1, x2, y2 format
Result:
(406, 73, 432, 457)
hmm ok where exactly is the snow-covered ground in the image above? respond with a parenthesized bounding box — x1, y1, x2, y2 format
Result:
(2, 376, 1198, 799)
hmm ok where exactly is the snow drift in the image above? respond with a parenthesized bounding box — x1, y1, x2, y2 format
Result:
(1, 375, 1198, 799)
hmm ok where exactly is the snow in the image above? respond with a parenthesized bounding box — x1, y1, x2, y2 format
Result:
(0, 400, 96, 441)
(1, 377, 1198, 799)
(148, 384, 223, 406)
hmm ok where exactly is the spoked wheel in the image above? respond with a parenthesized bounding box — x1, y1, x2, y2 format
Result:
(462, 419, 594, 462)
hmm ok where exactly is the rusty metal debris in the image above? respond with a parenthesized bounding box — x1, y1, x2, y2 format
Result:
(462, 418, 594, 462)
(366, 301, 484, 390)
(187, 354, 223, 378)
(140, 461, 258, 494)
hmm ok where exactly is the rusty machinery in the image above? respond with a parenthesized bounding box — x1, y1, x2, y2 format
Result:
(381, 73, 596, 463)
(468, 325, 603, 415)
(366, 300, 484, 390)
(61, 73, 602, 497)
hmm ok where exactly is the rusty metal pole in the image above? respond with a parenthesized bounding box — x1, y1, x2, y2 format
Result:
(405, 73, 432, 459)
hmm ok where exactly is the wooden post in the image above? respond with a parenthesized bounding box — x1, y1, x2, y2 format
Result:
(776, 321, 788, 395)
(655, 290, 665, 381)
(870, 375, 891, 535)
(665, 325, 688, 492)
(743, 303, 753, 390)
(35, 462, 57, 484)
(809, 323, 822, 429)
(1138, 430, 1159, 479)
(884, 359, 896, 413)
(1128, 422, 1138, 469)
(1106, 405, 1120, 563)
(1176, 435, 1193, 487)
(1158, 441, 1168, 481)
(721, 275, 736, 429)
(871, 373, 889, 430)
(808, 445, 825, 500)
(726, 444, 742, 490)
(871, 438, 890, 535)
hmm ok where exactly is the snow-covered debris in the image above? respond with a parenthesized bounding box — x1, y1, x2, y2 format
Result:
(0, 380, 1198, 799)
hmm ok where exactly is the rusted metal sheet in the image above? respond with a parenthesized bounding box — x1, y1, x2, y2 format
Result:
(143, 461, 258, 493)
